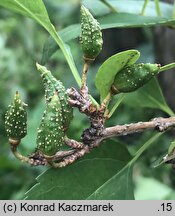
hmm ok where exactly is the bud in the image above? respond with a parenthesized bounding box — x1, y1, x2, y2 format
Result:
(5, 91, 27, 141)
(112, 63, 161, 94)
(80, 5, 103, 62)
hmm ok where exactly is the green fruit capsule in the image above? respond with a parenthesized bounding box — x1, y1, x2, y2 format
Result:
(59, 90, 73, 131)
(80, 5, 103, 61)
(36, 92, 65, 155)
(36, 63, 73, 131)
(112, 63, 161, 94)
(5, 91, 27, 140)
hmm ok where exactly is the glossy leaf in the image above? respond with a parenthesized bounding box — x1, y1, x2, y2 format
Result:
(123, 78, 174, 116)
(25, 140, 134, 200)
(95, 50, 140, 100)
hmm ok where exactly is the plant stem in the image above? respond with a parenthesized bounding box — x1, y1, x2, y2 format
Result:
(11, 145, 30, 164)
(159, 62, 175, 72)
(80, 62, 99, 106)
(104, 117, 175, 139)
(100, 0, 118, 13)
(141, 0, 149, 15)
(154, 0, 161, 16)
(65, 137, 85, 149)
(51, 31, 99, 106)
(100, 91, 112, 111)
(108, 94, 125, 118)
(81, 62, 89, 91)
(51, 146, 90, 168)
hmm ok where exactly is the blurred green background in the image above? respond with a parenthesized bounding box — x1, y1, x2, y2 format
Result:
(1, 0, 175, 199)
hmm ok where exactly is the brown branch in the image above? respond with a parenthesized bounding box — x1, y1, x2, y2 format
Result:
(10, 145, 48, 166)
(50, 116, 175, 165)
(99, 91, 112, 112)
(103, 117, 175, 139)
(67, 87, 94, 115)
(9, 79, 175, 168)
(11, 145, 31, 164)
(64, 137, 85, 149)
(51, 146, 90, 168)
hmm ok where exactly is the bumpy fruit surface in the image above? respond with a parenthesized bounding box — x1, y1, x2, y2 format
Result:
(36, 93, 65, 155)
(5, 91, 27, 139)
(112, 63, 161, 93)
(36, 63, 73, 131)
(80, 5, 103, 60)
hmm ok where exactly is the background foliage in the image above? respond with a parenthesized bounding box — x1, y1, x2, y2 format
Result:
(1, 0, 175, 199)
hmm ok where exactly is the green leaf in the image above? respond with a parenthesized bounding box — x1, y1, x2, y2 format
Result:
(41, 24, 80, 65)
(108, 94, 125, 118)
(41, 13, 172, 64)
(0, 0, 51, 23)
(83, 0, 173, 17)
(83, 139, 132, 162)
(25, 159, 134, 200)
(41, 0, 175, 63)
(25, 140, 134, 200)
(87, 165, 134, 200)
(25, 131, 162, 200)
(95, 50, 140, 100)
(123, 78, 174, 116)
(99, 12, 170, 29)
(0, 0, 81, 87)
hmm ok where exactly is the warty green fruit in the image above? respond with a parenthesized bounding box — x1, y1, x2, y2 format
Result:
(36, 93, 65, 155)
(112, 63, 161, 94)
(36, 63, 73, 131)
(5, 91, 27, 139)
(80, 5, 103, 61)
